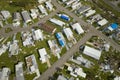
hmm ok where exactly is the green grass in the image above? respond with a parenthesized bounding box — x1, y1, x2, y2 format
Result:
(5, 27, 13, 33)
(98, 0, 120, 17)
(25, 73, 36, 80)
(45, 21, 63, 32)
(0, 0, 38, 13)
(0, 28, 70, 80)
(118, 2, 120, 8)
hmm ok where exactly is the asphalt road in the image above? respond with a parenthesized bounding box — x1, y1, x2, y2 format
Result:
(0, 10, 59, 38)
(38, 31, 93, 80)
(38, 0, 120, 80)
(52, 0, 120, 52)
(0, 0, 120, 80)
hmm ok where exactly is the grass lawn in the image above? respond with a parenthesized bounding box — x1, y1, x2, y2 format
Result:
(5, 27, 13, 33)
(0, 27, 70, 80)
(0, 0, 38, 13)
(98, 0, 120, 17)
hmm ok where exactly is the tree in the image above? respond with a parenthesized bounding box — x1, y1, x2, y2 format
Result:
(117, 2, 120, 8)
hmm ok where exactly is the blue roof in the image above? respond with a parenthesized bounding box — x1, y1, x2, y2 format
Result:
(59, 39, 65, 47)
(110, 23, 118, 30)
(60, 14, 70, 21)
(56, 33, 65, 47)
(56, 33, 61, 39)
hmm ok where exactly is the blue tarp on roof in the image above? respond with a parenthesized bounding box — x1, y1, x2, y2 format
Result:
(56, 33, 61, 38)
(56, 33, 65, 47)
(110, 23, 118, 30)
(59, 14, 70, 21)
(59, 39, 65, 47)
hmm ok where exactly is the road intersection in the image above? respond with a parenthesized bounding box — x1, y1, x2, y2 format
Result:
(0, 0, 120, 80)
(38, 0, 120, 80)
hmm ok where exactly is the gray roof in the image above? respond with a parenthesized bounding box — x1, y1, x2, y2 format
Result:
(0, 68, 10, 80)
(0, 14, 4, 20)
(13, 12, 21, 21)
(69, 77, 74, 80)
(21, 11, 31, 23)
(0, 72, 2, 79)
(25, 54, 38, 73)
(1, 10, 11, 19)
(15, 62, 25, 80)
(77, 6, 91, 14)
(57, 75, 67, 80)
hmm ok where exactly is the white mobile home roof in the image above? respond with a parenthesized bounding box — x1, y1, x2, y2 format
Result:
(15, 62, 25, 80)
(57, 75, 67, 80)
(63, 28, 73, 41)
(0, 45, 8, 56)
(62, 0, 67, 2)
(25, 55, 38, 73)
(1, 10, 11, 19)
(66, 0, 76, 5)
(71, 2, 81, 10)
(48, 40, 53, 49)
(48, 40, 61, 58)
(71, 23, 84, 34)
(38, 5, 47, 15)
(21, 11, 31, 23)
(38, 48, 47, 63)
(33, 29, 43, 40)
(23, 37, 33, 47)
(97, 18, 108, 26)
(83, 46, 102, 60)
(75, 68, 86, 78)
(9, 41, 19, 55)
(38, 0, 46, 3)
(85, 9, 96, 17)
(30, 12, 37, 19)
(45, 1, 53, 11)
(114, 76, 120, 80)
(49, 18, 65, 27)
(77, 6, 91, 14)
(13, 12, 21, 21)
(0, 68, 10, 80)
